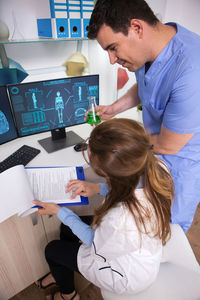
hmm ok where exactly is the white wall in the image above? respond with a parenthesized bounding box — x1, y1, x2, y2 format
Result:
(146, 0, 167, 21)
(1, 0, 200, 108)
(163, 0, 200, 35)
(147, 0, 200, 36)
(0, 0, 117, 105)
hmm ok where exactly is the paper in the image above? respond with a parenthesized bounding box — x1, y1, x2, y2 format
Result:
(0, 165, 34, 222)
(0, 165, 85, 222)
(26, 167, 81, 204)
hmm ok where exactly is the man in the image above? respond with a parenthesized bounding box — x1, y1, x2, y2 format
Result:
(68, 0, 200, 233)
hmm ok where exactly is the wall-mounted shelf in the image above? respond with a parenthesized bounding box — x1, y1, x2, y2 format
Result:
(0, 37, 88, 45)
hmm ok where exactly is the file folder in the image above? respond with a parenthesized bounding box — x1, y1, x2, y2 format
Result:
(80, 0, 94, 37)
(37, 0, 69, 38)
(49, 0, 68, 18)
(37, 18, 69, 38)
(69, 0, 82, 38)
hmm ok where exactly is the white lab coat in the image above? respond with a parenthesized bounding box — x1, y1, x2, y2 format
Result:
(77, 189, 163, 295)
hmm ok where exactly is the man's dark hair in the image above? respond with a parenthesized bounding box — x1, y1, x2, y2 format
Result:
(88, 0, 159, 39)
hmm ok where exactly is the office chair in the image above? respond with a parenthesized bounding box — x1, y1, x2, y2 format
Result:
(101, 224, 200, 300)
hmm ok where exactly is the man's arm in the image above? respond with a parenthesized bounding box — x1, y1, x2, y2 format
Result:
(96, 83, 141, 120)
(112, 83, 141, 114)
(150, 125, 194, 155)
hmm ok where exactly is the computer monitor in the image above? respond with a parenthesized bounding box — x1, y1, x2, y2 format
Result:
(0, 86, 18, 145)
(8, 75, 99, 153)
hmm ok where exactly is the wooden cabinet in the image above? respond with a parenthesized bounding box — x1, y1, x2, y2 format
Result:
(0, 214, 48, 299)
(0, 213, 61, 299)
(0, 167, 105, 299)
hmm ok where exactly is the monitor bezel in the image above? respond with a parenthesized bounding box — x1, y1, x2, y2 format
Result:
(7, 74, 100, 139)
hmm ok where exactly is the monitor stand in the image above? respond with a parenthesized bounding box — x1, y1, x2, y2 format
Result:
(38, 128, 84, 153)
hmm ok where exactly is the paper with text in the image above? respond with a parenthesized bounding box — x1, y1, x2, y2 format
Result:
(0, 165, 35, 223)
(0, 165, 84, 222)
(26, 167, 81, 204)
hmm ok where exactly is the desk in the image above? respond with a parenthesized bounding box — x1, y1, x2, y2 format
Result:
(0, 123, 105, 300)
(0, 123, 92, 166)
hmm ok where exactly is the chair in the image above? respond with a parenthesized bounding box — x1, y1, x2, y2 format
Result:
(101, 224, 200, 300)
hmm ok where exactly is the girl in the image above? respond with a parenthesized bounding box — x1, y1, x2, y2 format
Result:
(34, 118, 173, 300)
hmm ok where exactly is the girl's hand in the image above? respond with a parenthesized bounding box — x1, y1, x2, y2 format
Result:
(33, 200, 60, 215)
(66, 180, 101, 199)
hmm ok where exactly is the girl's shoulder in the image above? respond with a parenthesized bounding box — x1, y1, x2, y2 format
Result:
(102, 188, 157, 231)
(102, 189, 148, 223)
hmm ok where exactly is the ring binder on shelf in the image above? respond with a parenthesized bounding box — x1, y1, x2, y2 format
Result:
(80, 0, 94, 37)
(69, 0, 82, 38)
(36, 0, 94, 39)
(37, 0, 69, 38)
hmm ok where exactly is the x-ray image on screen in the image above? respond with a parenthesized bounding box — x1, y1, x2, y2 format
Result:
(0, 86, 18, 145)
(8, 75, 99, 138)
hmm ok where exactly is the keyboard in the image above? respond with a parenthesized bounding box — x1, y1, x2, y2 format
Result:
(0, 145, 41, 173)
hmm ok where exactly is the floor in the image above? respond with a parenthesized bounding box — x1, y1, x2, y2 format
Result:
(10, 204, 200, 300)
(10, 282, 103, 300)
(186, 203, 200, 264)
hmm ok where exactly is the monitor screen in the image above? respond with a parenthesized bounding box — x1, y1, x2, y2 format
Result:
(8, 75, 99, 152)
(0, 86, 18, 145)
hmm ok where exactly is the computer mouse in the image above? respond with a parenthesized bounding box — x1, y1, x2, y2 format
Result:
(74, 142, 88, 152)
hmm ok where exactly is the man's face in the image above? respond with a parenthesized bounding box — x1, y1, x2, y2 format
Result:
(97, 23, 146, 72)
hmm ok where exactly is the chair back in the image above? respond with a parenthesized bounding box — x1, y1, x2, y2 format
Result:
(101, 224, 200, 300)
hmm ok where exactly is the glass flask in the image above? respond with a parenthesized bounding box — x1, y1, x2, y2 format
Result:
(86, 96, 101, 125)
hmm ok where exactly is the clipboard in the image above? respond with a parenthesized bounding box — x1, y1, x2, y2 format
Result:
(25, 165, 89, 208)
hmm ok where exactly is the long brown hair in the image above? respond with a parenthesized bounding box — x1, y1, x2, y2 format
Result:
(88, 118, 173, 245)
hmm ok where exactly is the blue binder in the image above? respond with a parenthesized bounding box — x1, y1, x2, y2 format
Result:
(37, 19, 53, 38)
(80, 0, 94, 37)
(49, 0, 68, 19)
(37, 18, 69, 38)
(37, 0, 69, 38)
(68, 0, 82, 38)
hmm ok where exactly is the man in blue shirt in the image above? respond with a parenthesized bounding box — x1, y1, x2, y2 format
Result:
(77, 0, 200, 233)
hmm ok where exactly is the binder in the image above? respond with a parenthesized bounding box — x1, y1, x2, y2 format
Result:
(36, 0, 94, 39)
(49, 0, 68, 18)
(37, 0, 69, 38)
(37, 18, 69, 38)
(80, 0, 94, 37)
(68, 0, 82, 38)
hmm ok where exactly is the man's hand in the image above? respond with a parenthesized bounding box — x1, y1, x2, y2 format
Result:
(33, 200, 60, 215)
(95, 105, 116, 120)
(85, 104, 116, 121)
(66, 180, 101, 199)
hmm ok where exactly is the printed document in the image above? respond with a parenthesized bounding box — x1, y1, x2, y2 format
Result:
(0, 165, 85, 223)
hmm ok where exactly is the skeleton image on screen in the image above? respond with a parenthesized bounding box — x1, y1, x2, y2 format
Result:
(0, 110, 9, 134)
(32, 92, 38, 109)
(55, 91, 64, 123)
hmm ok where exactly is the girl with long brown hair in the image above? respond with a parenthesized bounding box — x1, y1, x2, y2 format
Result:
(34, 118, 173, 299)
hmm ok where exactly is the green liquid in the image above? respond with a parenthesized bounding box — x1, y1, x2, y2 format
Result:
(86, 111, 101, 125)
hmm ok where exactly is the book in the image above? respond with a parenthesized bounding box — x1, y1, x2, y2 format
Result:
(0, 165, 88, 223)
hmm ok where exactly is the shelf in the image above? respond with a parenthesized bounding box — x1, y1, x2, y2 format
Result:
(0, 37, 88, 45)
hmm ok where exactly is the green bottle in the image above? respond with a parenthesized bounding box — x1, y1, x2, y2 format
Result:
(86, 96, 101, 125)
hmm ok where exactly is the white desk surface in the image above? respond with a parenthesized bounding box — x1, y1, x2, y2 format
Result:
(0, 123, 93, 167)
(0, 123, 107, 216)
